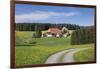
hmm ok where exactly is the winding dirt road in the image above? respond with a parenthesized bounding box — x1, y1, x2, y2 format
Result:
(45, 48, 88, 64)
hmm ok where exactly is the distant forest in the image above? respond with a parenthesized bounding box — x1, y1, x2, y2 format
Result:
(15, 23, 93, 31)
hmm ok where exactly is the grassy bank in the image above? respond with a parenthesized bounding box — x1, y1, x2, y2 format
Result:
(74, 46, 95, 62)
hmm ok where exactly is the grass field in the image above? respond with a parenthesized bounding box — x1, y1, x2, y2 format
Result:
(15, 31, 71, 46)
(74, 47, 95, 62)
(15, 31, 95, 66)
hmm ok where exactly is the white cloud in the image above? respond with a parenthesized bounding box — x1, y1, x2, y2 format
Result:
(15, 11, 79, 23)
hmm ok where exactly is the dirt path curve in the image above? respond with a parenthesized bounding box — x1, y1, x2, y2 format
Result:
(45, 48, 88, 64)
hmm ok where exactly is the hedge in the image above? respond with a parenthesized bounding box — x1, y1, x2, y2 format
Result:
(71, 27, 94, 45)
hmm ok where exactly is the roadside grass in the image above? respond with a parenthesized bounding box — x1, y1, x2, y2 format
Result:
(57, 44, 94, 62)
(15, 45, 70, 66)
(15, 44, 93, 66)
(74, 46, 95, 62)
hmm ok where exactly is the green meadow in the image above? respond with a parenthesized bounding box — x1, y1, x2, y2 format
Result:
(74, 47, 95, 62)
(15, 31, 95, 66)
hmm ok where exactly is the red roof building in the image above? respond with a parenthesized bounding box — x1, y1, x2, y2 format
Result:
(47, 28, 61, 34)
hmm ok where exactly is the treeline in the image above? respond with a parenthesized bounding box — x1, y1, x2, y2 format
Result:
(15, 23, 80, 31)
(71, 26, 95, 45)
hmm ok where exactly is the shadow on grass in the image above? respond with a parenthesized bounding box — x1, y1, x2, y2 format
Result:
(16, 42, 37, 46)
(16, 44, 36, 46)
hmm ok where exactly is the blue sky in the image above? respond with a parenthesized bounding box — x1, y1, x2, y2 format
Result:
(15, 4, 95, 26)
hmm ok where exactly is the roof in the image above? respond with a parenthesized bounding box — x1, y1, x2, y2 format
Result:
(48, 28, 61, 34)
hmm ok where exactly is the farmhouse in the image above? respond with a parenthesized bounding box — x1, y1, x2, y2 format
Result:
(42, 27, 70, 38)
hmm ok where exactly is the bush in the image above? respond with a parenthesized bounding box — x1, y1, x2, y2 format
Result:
(71, 27, 94, 45)
(32, 30, 42, 38)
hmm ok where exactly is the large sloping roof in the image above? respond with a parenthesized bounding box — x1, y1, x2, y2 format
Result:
(48, 28, 61, 34)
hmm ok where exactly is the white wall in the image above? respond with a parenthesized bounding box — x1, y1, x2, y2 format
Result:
(0, 0, 99, 69)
